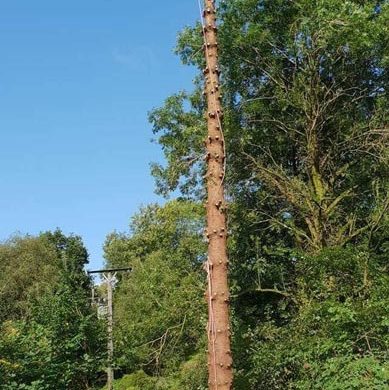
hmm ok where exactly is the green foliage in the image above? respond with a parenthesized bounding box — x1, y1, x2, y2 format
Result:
(0, 320, 52, 390)
(173, 353, 207, 390)
(149, 92, 205, 198)
(104, 200, 207, 387)
(43, 229, 90, 288)
(110, 371, 158, 390)
(147, 1, 389, 387)
(158, 0, 389, 249)
(295, 356, 389, 390)
(2, 2, 389, 388)
(104, 354, 207, 390)
(0, 235, 60, 322)
(0, 231, 105, 389)
(240, 247, 389, 389)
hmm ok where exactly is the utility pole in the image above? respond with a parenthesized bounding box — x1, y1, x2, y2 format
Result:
(88, 267, 131, 390)
(104, 272, 115, 390)
(201, 1, 233, 389)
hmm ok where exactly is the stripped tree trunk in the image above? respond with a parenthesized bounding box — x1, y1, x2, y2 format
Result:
(202, 1, 233, 389)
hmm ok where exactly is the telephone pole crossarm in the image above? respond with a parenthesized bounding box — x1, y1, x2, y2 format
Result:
(87, 267, 132, 275)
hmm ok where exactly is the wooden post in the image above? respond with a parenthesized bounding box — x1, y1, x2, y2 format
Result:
(87, 268, 131, 390)
(106, 272, 114, 390)
(202, 1, 233, 389)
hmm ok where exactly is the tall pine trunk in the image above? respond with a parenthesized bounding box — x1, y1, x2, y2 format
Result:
(202, 1, 233, 388)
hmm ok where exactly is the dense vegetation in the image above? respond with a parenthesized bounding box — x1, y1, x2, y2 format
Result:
(1, 1, 388, 389)
(0, 231, 106, 389)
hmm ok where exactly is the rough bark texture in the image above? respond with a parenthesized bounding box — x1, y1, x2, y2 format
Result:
(202, 1, 233, 389)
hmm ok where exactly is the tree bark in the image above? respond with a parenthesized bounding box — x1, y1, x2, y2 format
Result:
(202, 1, 233, 389)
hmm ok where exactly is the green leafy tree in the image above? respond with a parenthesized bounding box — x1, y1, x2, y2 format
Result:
(104, 201, 207, 388)
(147, 1, 389, 388)
(0, 235, 60, 322)
(0, 231, 105, 389)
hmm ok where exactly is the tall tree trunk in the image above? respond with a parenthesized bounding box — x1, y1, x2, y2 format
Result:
(202, 1, 233, 389)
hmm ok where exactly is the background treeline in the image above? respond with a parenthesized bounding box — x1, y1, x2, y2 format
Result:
(0, 231, 106, 389)
(1, 0, 389, 389)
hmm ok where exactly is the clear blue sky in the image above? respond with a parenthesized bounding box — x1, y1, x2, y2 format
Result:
(0, 1, 198, 270)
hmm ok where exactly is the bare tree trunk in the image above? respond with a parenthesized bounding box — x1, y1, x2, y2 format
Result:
(202, 1, 233, 389)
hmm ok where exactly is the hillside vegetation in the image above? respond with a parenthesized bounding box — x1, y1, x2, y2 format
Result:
(1, 1, 389, 389)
